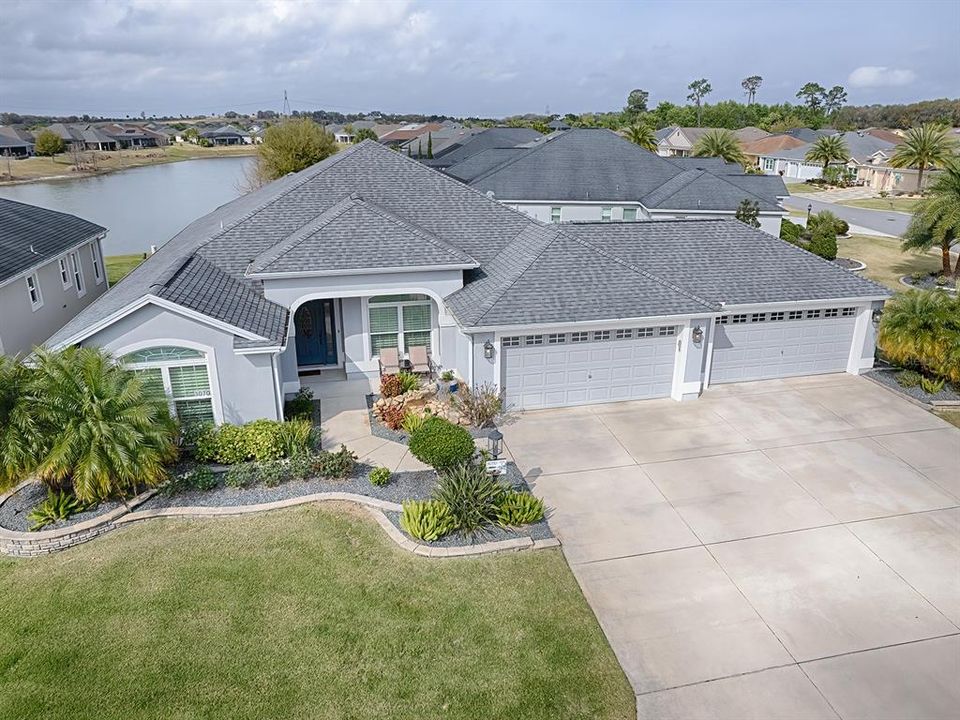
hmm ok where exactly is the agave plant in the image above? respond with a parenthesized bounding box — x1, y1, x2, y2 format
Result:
(28, 489, 88, 531)
(29, 347, 179, 503)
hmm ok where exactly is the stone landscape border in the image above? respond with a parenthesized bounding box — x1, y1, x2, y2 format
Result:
(0, 481, 558, 558)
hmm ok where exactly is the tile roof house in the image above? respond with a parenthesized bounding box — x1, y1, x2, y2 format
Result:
(445, 129, 789, 236)
(0, 199, 108, 357)
(42, 141, 887, 418)
(758, 131, 899, 182)
(655, 126, 771, 157)
(377, 122, 445, 147)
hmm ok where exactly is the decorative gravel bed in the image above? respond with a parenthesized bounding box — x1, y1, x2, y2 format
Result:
(365, 393, 496, 443)
(834, 257, 866, 271)
(900, 274, 958, 293)
(0, 482, 128, 533)
(140, 464, 437, 510)
(384, 510, 554, 548)
(866, 367, 960, 404)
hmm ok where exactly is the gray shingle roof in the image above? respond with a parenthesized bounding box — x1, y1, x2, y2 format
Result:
(641, 170, 781, 212)
(425, 127, 544, 167)
(0, 198, 105, 285)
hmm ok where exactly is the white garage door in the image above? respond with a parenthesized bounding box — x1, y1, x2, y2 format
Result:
(710, 306, 859, 384)
(503, 326, 678, 410)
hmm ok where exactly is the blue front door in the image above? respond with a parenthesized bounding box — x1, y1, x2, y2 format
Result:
(294, 299, 338, 366)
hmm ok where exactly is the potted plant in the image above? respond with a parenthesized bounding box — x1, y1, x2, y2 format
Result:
(440, 370, 458, 393)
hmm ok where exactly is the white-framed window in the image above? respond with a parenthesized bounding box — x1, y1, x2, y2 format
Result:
(90, 243, 104, 284)
(732, 314, 748, 324)
(58, 258, 71, 289)
(615, 328, 633, 339)
(121, 346, 215, 426)
(637, 327, 654, 337)
(770, 312, 785, 321)
(570, 331, 589, 343)
(788, 310, 803, 320)
(751, 313, 766, 323)
(69, 251, 85, 297)
(25, 273, 43, 310)
(600, 207, 612, 222)
(593, 330, 611, 341)
(502, 336, 521, 348)
(547, 333, 566, 344)
(368, 294, 432, 357)
(842, 307, 857, 317)
(658, 326, 677, 336)
(524, 335, 543, 346)
(763, 157, 776, 172)
(825, 308, 839, 318)
(622, 208, 637, 222)
(550, 207, 561, 223)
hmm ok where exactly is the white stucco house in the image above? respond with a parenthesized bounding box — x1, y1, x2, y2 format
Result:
(43, 141, 888, 423)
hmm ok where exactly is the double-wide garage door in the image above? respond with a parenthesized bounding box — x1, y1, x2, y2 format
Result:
(503, 326, 677, 410)
(710, 307, 858, 384)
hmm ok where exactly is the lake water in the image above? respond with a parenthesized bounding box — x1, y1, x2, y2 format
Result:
(0, 157, 255, 256)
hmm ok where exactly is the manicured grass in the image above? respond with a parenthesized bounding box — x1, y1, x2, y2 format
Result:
(106, 253, 147, 284)
(935, 409, 960, 429)
(837, 234, 943, 292)
(0, 504, 634, 720)
(840, 197, 922, 213)
(785, 182, 826, 194)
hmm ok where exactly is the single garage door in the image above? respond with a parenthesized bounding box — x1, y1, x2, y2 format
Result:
(503, 325, 678, 410)
(710, 306, 859, 384)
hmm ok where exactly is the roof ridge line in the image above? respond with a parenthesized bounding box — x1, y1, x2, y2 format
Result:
(465, 130, 569, 184)
(357, 199, 478, 265)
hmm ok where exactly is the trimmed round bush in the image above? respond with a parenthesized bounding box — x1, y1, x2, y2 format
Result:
(369, 466, 391, 486)
(408, 416, 475, 470)
(214, 424, 248, 464)
(808, 227, 838, 261)
(779, 219, 802, 242)
(834, 219, 849, 236)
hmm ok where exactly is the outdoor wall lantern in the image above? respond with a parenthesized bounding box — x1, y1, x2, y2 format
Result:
(872, 308, 883, 326)
(483, 339, 495, 359)
(487, 428, 503, 460)
(691, 325, 704, 344)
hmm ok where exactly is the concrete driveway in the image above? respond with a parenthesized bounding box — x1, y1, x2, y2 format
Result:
(505, 374, 960, 719)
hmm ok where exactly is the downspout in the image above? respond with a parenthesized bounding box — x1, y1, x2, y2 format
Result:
(271, 353, 284, 421)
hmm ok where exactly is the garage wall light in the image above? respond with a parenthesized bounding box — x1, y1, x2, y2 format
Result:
(691, 325, 704, 344)
(483, 339, 495, 359)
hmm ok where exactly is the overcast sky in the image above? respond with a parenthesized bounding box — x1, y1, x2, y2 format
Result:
(1, 0, 957, 119)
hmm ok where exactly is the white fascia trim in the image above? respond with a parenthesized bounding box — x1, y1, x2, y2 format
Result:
(0, 231, 106, 291)
(51, 294, 267, 349)
(466, 312, 713, 334)
(499, 199, 642, 206)
(248, 263, 478, 280)
(233, 345, 285, 355)
(648, 208, 784, 216)
(719, 297, 888, 313)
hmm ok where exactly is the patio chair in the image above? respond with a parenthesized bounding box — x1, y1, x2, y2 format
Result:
(408, 345, 433, 378)
(378, 347, 401, 376)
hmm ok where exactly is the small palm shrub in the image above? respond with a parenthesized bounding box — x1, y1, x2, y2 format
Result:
(0, 356, 38, 491)
(312, 444, 357, 479)
(879, 291, 960, 384)
(497, 491, 545, 527)
(432, 463, 510, 536)
(920, 376, 946, 394)
(397, 371, 420, 394)
(28, 490, 87, 531)
(896, 370, 923, 388)
(399, 499, 457, 542)
(380, 373, 403, 398)
(451, 383, 503, 427)
(369, 466, 391, 487)
(408, 417, 476, 470)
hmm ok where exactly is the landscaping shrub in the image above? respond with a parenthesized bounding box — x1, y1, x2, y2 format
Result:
(187, 423, 219, 462)
(397, 371, 420, 394)
(209, 419, 314, 464)
(399, 499, 457, 541)
(408, 416, 476, 471)
(879, 291, 960, 384)
(400, 410, 430, 435)
(920, 376, 946, 394)
(277, 418, 316, 457)
(259, 459, 289, 487)
(28, 490, 87, 531)
(288, 452, 315, 481)
(312, 444, 357, 479)
(896, 370, 923, 388)
(808, 226, 838, 260)
(224, 462, 257, 489)
(380, 373, 403, 398)
(188, 466, 217, 491)
(242, 419, 287, 462)
(380, 403, 406, 431)
(779, 219, 802, 242)
(214, 424, 248, 464)
(834, 219, 850, 236)
(432, 463, 510, 536)
(496, 490, 545, 527)
(451, 383, 503, 427)
(369, 466, 391, 487)
(284, 387, 314, 420)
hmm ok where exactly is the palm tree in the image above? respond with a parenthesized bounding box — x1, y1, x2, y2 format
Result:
(692, 129, 747, 166)
(625, 123, 657, 152)
(890, 124, 957, 193)
(878, 290, 960, 383)
(0, 356, 40, 490)
(30, 347, 178, 503)
(902, 159, 960, 277)
(805, 135, 849, 170)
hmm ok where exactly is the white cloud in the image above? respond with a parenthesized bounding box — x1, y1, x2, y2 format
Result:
(848, 66, 917, 88)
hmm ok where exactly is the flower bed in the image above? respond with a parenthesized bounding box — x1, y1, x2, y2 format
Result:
(900, 273, 958, 293)
(865, 367, 960, 405)
(366, 394, 496, 443)
(0, 483, 128, 533)
(834, 257, 866, 271)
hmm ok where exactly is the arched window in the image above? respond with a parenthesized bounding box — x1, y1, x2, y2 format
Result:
(367, 294, 433, 357)
(122, 346, 215, 425)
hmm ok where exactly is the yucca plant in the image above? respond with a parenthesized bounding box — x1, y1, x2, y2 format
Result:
(432, 463, 510, 536)
(0, 356, 41, 491)
(920, 376, 946, 395)
(496, 490, 545, 527)
(29, 347, 179, 503)
(399, 499, 457, 542)
(28, 489, 87, 531)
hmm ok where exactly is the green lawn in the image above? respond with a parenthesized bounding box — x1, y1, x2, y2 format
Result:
(0, 504, 634, 720)
(106, 254, 147, 284)
(785, 182, 826, 194)
(840, 197, 921, 213)
(838, 234, 944, 292)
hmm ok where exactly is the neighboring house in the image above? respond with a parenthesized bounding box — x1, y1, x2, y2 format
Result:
(99, 123, 160, 148)
(325, 125, 355, 144)
(378, 122, 444, 147)
(759, 130, 899, 182)
(198, 124, 251, 145)
(547, 119, 571, 131)
(742, 134, 807, 171)
(449, 129, 788, 236)
(42, 141, 886, 421)
(0, 127, 34, 156)
(421, 127, 543, 169)
(0, 199, 108, 357)
(655, 126, 771, 157)
(782, 127, 836, 143)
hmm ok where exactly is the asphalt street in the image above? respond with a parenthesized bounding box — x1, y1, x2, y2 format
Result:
(783, 196, 910, 236)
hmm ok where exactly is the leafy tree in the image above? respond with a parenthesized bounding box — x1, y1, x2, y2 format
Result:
(890, 124, 957, 193)
(353, 127, 378, 143)
(256, 119, 338, 184)
(624, 123, 657, 151)
(902, 159, 960, 277)
(805, 134, 849, 170)
(686, 79, 712, 126)
(824, 85, 848, 116)
(741, 76, 762, 105)
(626, 89, 650, 116)
(692, 129, 747, 165)
(734, 199, 761, 228)
(34, 129, 65, 156)
(878, 290, 960, 383)
(796, 82, 827, 113)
